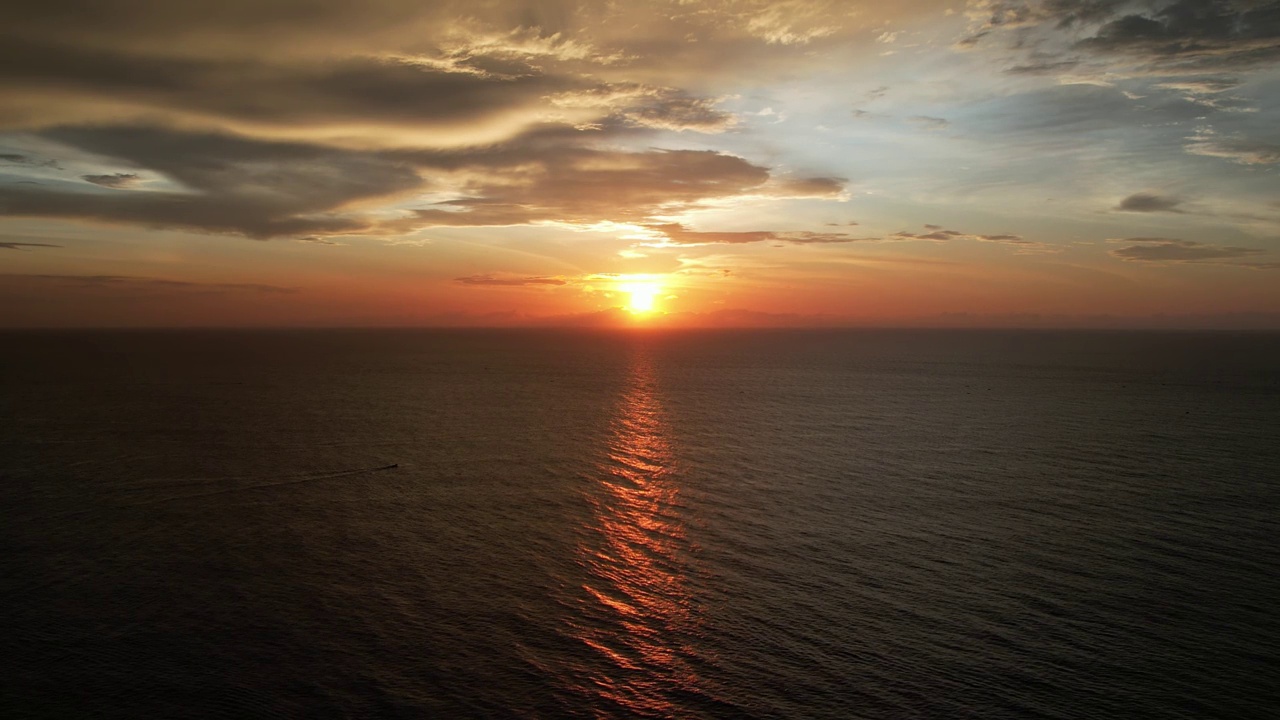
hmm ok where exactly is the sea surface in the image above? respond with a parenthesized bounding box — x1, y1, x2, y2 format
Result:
(2, 329, 1278, 718)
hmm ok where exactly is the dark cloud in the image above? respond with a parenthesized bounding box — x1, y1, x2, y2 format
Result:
(455, 274, 568, 286)
(1109, 236, 1271, 264)
(1079, 0, 1280, 69)
(1115, 192, 1185, 212)
(1, 126, 423, 238)
(967, 0, 1280, 75)
(0, 241, 60, 250)
(82, 172, 140, 188)
(0, 152, 59, 168)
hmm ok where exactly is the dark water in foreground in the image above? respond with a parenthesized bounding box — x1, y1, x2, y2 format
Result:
(2, 329, 1278, 718)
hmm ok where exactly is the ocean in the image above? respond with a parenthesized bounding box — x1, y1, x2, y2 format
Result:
(2, 329, 1278, 718)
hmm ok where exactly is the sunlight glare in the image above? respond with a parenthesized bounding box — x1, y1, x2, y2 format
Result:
(620, 281, 660, 314)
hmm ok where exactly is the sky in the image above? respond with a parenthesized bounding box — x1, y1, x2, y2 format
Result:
(1, 0, 1278, 328)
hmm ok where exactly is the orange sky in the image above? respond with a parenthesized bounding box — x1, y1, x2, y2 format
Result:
(2, 0, 1279, 327)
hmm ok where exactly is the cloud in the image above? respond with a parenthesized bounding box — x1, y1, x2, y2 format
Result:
(543, 83, 740, 134)
(0, 40, 599, 144)
(892, 229, 964, 241)
(1108, 236, 1274, 265)
(1115, 192, 1184, 212)
(1184, 134, 1280, 164)
(908, 115, 950, 130)
(1077, 0, 1280, 70)
(3, 122, 846, 240)
(885, 225, 1046, 248)
(731, 0, 843, 45)
(644, 222, 857, 246)
(455, 274, 568, 286)
(1004, 59, 1082, 74)
(965, 0, 1280, 79)
(407, 147, 839, 228)
(82, 172, 140, 188)
(1, 126, 423, 238)
(1156, 78, 1242, 94)
(0, 1, 921, 250)
(0, 241, 60, 250)
(0, 1, 934, 144)
(769, 176, 848, 198)
(0, 10, 817, 166)
(0, 273, 297, 293)
(0, 152, 59, 168)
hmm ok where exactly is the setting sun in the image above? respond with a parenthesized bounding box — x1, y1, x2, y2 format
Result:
(617, 280, 662, 314)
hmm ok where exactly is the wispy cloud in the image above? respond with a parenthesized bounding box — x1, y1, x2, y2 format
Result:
(0, 241, 61, 250)
(880, 225, 1052, 251)
(907, 115, 950, 130)
(0, 274, 298, 292)
(1185, 134, 1280, 165)
(455, 274, 568, 286)
(642, 222, 857, 246)
(1109, 237, 1276, 267)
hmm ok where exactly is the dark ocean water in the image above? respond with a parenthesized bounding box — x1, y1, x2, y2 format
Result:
(2, 329, 1278, 718)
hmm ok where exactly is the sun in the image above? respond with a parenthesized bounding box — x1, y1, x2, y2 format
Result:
(627, 285, 658, 313)
(618, 280, 662, 314)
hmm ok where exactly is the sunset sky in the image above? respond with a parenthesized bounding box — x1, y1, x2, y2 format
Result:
(2, 0, 1278, 327)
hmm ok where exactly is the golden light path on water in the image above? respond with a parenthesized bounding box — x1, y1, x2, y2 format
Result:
(566, 349, 709, 716)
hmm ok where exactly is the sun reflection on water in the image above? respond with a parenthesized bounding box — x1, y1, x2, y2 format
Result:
(565, 350, 710, 716)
